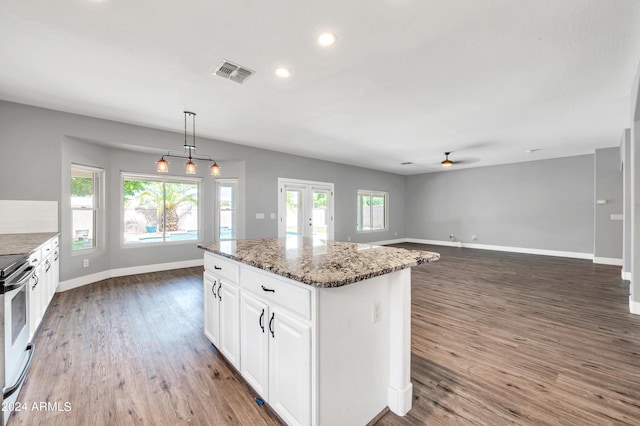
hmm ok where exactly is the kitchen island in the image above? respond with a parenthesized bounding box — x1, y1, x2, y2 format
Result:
(198, 238, 439, 426)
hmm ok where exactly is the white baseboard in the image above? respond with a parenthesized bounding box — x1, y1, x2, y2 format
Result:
(367, 238, 407, 246)
(58, 259, 204, 292)
(622, 270, 632, 280)
(630, 297, 640, 315)
(403, 238, 593, 260)
(593, 257, 623, 266)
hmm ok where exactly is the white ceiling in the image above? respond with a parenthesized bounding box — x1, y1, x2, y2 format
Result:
(1, 0, 640, 174)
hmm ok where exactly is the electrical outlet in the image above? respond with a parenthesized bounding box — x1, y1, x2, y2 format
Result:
(348, 236, 351, 242)
(372, 301, 381, 324)
(83, 259, 89, 268)
(472, 235, 478, 241)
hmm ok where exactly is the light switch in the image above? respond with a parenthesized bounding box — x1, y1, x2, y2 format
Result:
(270, 213, 276, 219)
(256, 213, 265, 219)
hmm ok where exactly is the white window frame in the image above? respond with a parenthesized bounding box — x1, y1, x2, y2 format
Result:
(71, 164, 104, 253)
(215, 178, 239, 241)
(121, 172, 203, 247)
(356, 190, 388, 233)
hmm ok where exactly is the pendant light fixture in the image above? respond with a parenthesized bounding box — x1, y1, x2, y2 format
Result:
(156, 111, 221, 176)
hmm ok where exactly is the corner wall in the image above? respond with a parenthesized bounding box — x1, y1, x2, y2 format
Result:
(594, 147, 623, 264)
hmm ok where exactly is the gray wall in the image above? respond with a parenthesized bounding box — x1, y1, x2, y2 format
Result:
(594, 147, 623, 259)
(0, 101, 405, 282)
(622, 129, 632, 274)
(405, 155, 595, 253)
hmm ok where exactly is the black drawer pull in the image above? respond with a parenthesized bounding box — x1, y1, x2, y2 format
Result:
(214, 266, 222, 270)
(261, 285, 275, 293)
(212, 281, 217, 298)
(218, 281, 222, 301)
(259, 309, 265, 333)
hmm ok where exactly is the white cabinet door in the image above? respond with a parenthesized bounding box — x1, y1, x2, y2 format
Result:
(29, 262, 45, 338)
(218, 279, 240, 368)
(203, 272, 220, 346)
(240, 292, 269, 397)
(268, 307, 312, 426)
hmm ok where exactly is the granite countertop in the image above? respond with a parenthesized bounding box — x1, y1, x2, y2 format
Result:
(198, 238, 439, 288)
(0, 232, 60, 256)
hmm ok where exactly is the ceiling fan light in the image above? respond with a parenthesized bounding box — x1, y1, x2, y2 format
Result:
(441, 159, 453, 167)
(156, 157, 169, 173)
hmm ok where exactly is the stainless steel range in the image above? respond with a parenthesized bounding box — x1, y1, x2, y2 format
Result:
(0, 254, 35, 425)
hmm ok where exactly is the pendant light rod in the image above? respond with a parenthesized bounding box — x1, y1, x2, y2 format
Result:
(156, 111, 221, 176)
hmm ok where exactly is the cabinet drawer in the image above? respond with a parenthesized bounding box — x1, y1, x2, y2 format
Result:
(29, 248, 42, 266)
(241, 267, 311, 320)
(204, 253, 239, 283)
(41, 240, 54, 258)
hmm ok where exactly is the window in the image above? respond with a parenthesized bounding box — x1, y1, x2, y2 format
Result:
(122, 173, 201, 245)
(71, 165, 103, 251)
(215, 179, 238, 240)
(357, 190, 388, 232)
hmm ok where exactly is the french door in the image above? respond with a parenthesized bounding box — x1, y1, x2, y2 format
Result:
(278, 178, 334, 242)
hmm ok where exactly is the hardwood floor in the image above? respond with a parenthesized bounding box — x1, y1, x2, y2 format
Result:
(380, 244, 640, 425)
(10, 245, 640, 425)
(10, 268, 282, 426)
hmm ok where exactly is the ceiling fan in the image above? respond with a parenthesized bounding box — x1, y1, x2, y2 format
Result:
(441, 152, 455, 167)
(440, 151, 477, 168)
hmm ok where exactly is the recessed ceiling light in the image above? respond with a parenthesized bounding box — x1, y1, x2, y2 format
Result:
(275, 67, 291, 78)
(317, 32, 337, 47)
(526, 148, 541, 154)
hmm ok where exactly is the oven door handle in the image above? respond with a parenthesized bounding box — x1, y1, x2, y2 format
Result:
(4, 266, 35, 293)
(2, 343, 34, 399)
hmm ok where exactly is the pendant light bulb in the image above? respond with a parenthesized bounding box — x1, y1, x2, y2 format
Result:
(210, 163, 221, 176)
(157, 157, 169, 173)
(185, 160, 196, 174)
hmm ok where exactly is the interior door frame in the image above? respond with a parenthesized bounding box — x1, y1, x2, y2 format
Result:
(277, 178, 335, 240)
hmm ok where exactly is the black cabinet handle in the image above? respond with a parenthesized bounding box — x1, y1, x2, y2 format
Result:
(218, 281, 222, 301)
(212, 280, 217, 298)
(45, 260, 51, 273)
(261, 285, 275, 293)
(269, 313, 275, 338)
(259, 309, 265, 333)
(214, 266, 222, 270)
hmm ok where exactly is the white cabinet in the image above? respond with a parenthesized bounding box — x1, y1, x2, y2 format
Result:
(240, 267, 312, 426)
(267, 306, 311, 426)
(240, 292, 270, 397)
(218, 279, 240, 367)
(28, 235, 60, 339)
(205, 252, 312, 425)
(203, 256, 240, 369)
(203, 272, 220, 346)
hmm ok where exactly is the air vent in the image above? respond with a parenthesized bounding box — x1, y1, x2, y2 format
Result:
(214, 60, 254, 84)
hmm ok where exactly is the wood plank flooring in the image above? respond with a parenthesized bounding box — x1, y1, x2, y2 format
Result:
(10, 268, 282, 426)
(10, 245, 640, 425)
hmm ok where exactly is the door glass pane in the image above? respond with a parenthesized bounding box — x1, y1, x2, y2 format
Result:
(219, 210, 236, 240)
(286, 189, 303, 237)
(217, 181, 237, 240)
(312, 190, 328, 243)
